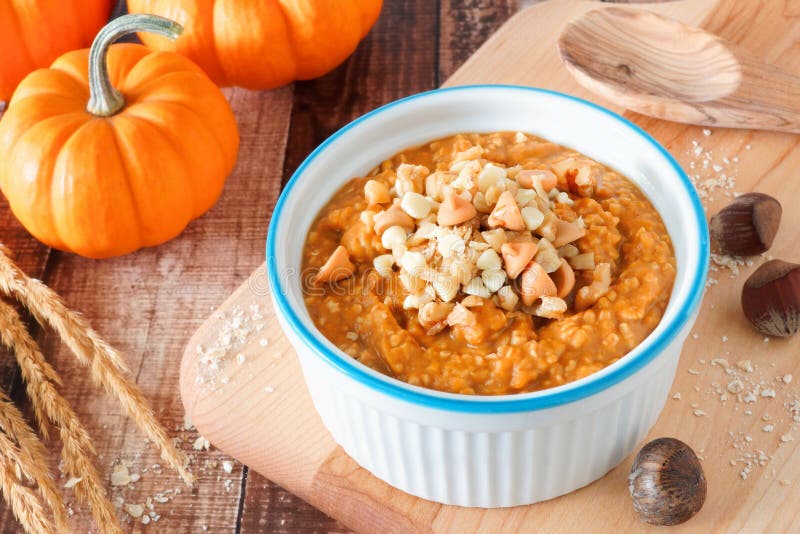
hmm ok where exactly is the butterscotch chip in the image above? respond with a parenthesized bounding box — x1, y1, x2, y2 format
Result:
(551, 258, 576, 298)
(364, 180, 391, 206)
(314, 246, 355, 284)
(488, 191, 525, 231)
(517, 169, 557, 191)
(552, 220, 586, 247)
(374, 203, 415, 235)
(438, 190, 477, 226)
(501, 242, 538, 279)
(519, 261, 557, 306)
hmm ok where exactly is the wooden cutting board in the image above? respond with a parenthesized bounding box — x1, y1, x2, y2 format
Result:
(181, 1, 800, 531)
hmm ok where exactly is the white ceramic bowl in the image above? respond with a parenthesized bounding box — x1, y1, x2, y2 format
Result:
(267, 85, 709, 508)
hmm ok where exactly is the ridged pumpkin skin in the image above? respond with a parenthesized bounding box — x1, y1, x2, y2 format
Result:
(127, 0, 383, 89)
(0, 43, 239, 258)
(0, 0, 113, 101)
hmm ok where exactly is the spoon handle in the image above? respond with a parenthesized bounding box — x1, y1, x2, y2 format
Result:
(727, 54, 800, 134)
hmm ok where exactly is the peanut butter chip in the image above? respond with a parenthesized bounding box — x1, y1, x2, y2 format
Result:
(501, 242, 538, 279)
(488, 191, 525, 231)
(551, 258, 576, 298)
(519, 261, 557, 306)
(314, 246, 355, 284)
(437, 190, 477, 226)
(517, 169, 558, 191)
(552, 220, 586, 248)
(374, 202, 415, 235)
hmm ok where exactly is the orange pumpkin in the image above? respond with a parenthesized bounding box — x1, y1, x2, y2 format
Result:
(127, 0, 383, 90)
(0, 14, 239, 259)
(0, 0, 113, 102)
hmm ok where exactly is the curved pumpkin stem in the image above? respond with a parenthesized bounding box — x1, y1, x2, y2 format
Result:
(87, 14, 183, 117)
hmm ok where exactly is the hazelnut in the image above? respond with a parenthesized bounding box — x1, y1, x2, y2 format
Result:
(741, 259, 800, 337)
(710, 192, 781, 256)
(628, 437, 706, 526)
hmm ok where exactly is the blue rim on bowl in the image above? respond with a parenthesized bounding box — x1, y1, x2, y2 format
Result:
(266, 84, 710, 413)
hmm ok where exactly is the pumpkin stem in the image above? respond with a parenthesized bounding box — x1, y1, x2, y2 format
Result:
(86, 14, 183, 117)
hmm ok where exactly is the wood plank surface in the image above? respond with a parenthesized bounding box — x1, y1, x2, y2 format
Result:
(0, 1, 522, 532)
(178, 0, 800, 533)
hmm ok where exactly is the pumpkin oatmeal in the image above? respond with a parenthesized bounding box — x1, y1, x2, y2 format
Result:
(302, 132, 676, 395)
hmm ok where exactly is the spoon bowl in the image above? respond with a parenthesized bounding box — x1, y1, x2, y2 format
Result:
(558, 7, 800, 133)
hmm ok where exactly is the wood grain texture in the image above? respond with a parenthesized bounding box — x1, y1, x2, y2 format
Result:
(180, 0, 800, 533)
(559, 5, 800, 132)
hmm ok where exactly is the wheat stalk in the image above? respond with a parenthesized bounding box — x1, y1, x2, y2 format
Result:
(0, 301, 123, 534)
(0, 449, 56, 534)
(0, 248, 193, 485)
(0, 390, 68, 533)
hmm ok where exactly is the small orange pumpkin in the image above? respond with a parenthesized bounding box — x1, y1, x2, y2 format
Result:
(127, 0, 383, 90)
(0, 14, 239, 258)
(0, 0, 114, 102)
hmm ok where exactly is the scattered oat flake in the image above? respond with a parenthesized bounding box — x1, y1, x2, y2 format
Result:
(193, 436, 211, 451)
(702, 129, 712, 136)
(264, 386, 275, 393)
(783, 374, 793, 384)
(694, 409, 707, 417)
(743, 392, 758, 404)
(259, 338, 269, 347)
(110, 465, 131, 487)
(688, 369, 701, 375)
(763, 424, 775, 433)
(761, 389, 777, 398)
(64, 477, 82, 489)
(721, 335, 729, 342)
(780, 480, 792, 486)
(222, 460, 234, 474)
(780, 434, 793, 443)
(737, 360, 754, 373)
(672, 392, 682, 400)
(124, 503, 144, 519)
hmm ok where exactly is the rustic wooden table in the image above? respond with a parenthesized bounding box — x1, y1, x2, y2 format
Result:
(0, 1, 642, 532)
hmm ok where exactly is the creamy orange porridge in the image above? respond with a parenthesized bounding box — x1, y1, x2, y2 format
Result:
(302, 132, 676, 395)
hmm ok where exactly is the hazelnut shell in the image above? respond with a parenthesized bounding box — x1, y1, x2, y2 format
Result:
(709, 192, 781, 256)
(628, 437, 706, 526)
(741, 259, 800, 337)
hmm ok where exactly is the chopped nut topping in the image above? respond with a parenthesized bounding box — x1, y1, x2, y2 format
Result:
(346, 141, 615, 330)
(575, 262, 611, 311)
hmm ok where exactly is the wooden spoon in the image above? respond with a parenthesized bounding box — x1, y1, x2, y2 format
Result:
(558, 7, 800, 133)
